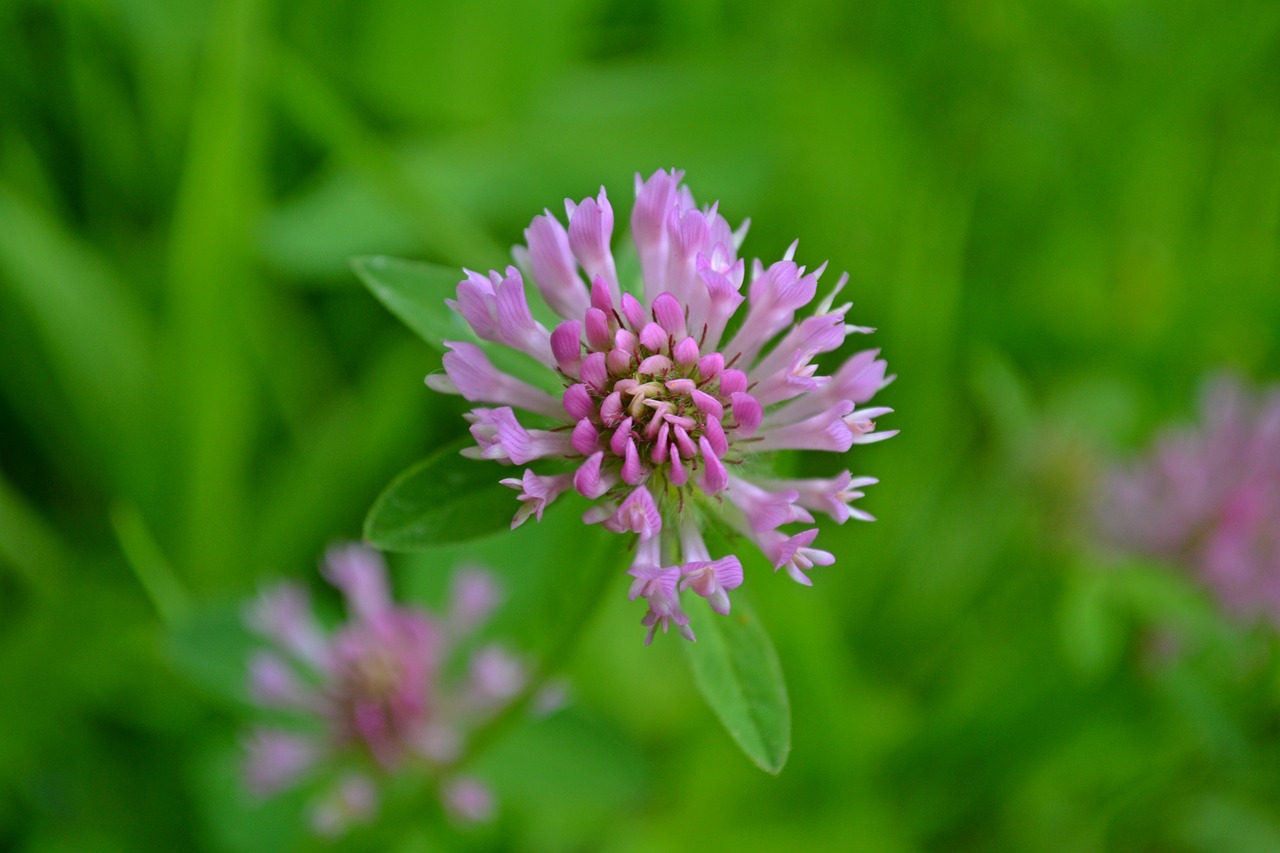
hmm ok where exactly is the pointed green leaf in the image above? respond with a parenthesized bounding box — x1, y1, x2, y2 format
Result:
(351, 255, 474, 349)
(351, 254, 552, 388)
(682, 597, 791, 774)
(364, 440, 515, 550)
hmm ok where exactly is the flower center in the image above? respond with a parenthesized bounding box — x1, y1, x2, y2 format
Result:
(348, 647, 401, 700)
(585, 332, 738, 474)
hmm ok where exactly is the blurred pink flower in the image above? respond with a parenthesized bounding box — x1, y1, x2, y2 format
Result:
(441, 777, 495, 824)
(243, 545, 519, 834)
(432, 169, 895, 643)
(1098, 376, 1280, 625)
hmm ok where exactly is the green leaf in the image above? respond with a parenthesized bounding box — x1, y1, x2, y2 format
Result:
(395, 494, 627, 658)
(351, 255, 474, 349)
(351, 254, 553, 388)
(682, 597, 791, 774)
(364, 439, 516, 550)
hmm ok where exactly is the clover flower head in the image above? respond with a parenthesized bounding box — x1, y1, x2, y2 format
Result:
(432, 169, 895, 643)
(242, 545, 523, 835)
(1098, 376, 1280, 625)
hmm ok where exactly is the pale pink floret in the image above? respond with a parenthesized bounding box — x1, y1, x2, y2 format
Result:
(309, 773, 378, 838)
(500, 469, 574, 528)
(699, 436, 729, 494)
(244, 728, 319, 796)
(763, 349, 890, 428)
(731, 392, 763, 436)
(596, 485, 662, 539)
(518, 212, 590, 320)
(632, 168, 685, 302)
(462, 407, 575, 465)
(679, 558, 744, 616)
(628, 559, 694, 645)
(446, 568, 502, 633)
(573, 451, 614, 499)
(467, 645, 527, 704)
(432, 169, 895, 642)
(752, 402, 856, 453)
(760, 529, 836, 587)
(431, 341, 564, 420)
(725, 475, 814, 532)
(442, 778, 495, 823)
(664, 203, 716, 315)
(562, 383, 595, 420)
(752, 312, 853, 381)
(550, 321, 585, 376)
(446, 267, 554, 367)
(673, 521, 744, 616)
(245, 583, 329, 669)
(324, 543, 393, 620)
(759, 471, 880, 523)
(724, 257, 822, 366)
(751, 348, 828, 407)
(566, 188, 619, 298)
(845, 405, 899, 445)
(243, 546, 522, 835)
(249, 651, 320, 711)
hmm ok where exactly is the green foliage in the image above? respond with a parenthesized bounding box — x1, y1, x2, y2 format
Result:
(683, 599, 791, 774)
(364, 443, 516, 550)
(351, 256, 477, 353)
(351, 254, 553, 386)
(4, 0, 1280, 849)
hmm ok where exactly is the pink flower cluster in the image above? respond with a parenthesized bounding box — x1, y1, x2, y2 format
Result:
(1099, 376, 1280, 625)
(243, 545, 523, 835)
(429, 169, 894, 643)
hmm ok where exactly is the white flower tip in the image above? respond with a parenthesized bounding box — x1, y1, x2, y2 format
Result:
(426, 373, 458, 394)
(857, 429, 900, 444)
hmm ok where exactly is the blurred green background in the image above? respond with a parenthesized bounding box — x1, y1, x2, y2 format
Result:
(3, 0, 1280, 850)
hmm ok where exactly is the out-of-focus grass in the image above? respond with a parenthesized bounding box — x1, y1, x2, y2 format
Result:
(2, 0, 1279, 850)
